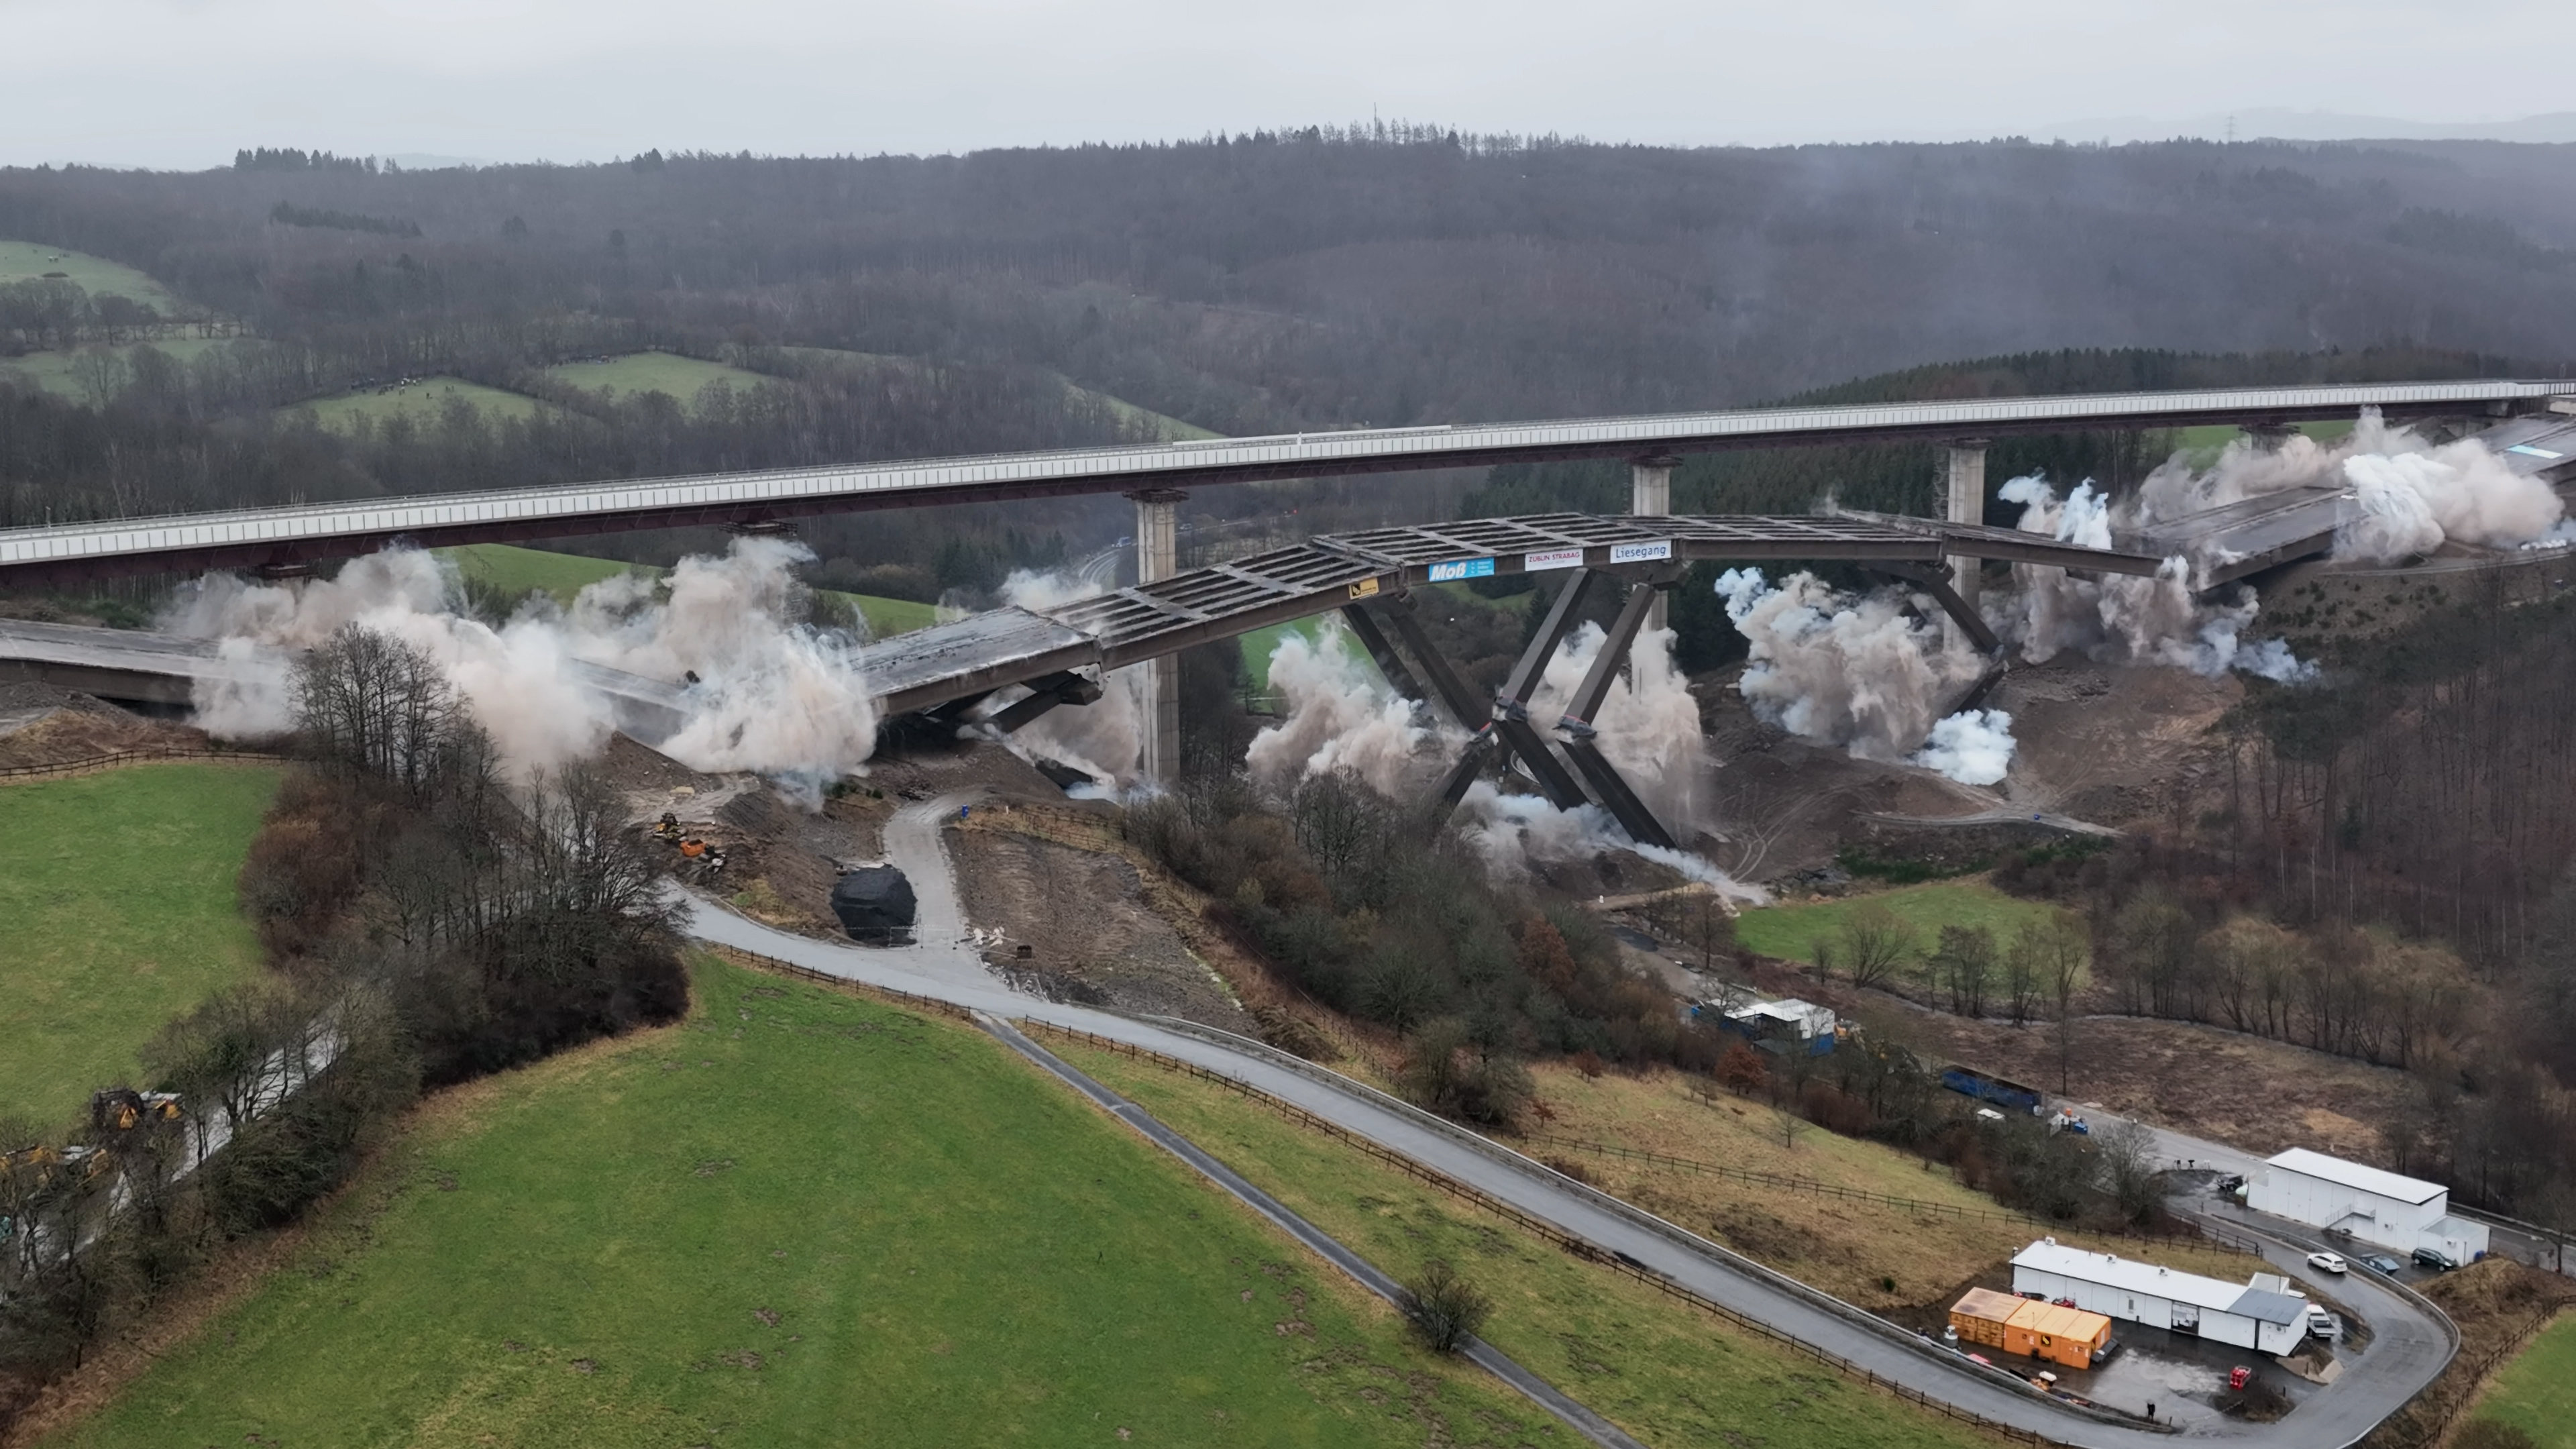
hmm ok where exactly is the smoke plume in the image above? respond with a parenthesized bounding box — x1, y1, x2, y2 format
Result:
(1911, 708, 2016, 786)
(169, 539, 880, 790)
(1714, 567, 1990, 762)
(2131, 411, 2562, 561)
(1993, 478, 2314, 682)
(1246, 625, 1447, 797)
(1453, 781, 1767, 904)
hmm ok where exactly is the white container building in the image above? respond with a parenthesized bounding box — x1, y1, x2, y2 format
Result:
(2010, 1241, 2309, 1355)
(2245, 1148, 2490, 1266)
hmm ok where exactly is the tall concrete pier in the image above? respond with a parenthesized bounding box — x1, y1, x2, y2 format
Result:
(1129, 488, 1186, 784)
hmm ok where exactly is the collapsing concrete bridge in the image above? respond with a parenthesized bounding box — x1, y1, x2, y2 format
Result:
(0, 509, 2163, 847)
(766, 509, 2166, 845)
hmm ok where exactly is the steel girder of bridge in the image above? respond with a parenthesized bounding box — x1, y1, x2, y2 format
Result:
(4, 379, 2570, 588)
(875, 510, 2167, 847)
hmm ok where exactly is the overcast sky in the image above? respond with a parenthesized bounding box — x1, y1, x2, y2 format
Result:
(6, 0, 2573, 170)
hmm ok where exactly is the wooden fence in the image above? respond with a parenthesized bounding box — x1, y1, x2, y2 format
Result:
(0, 745, 284, 784)
(1028, 1020, 2125, 1448)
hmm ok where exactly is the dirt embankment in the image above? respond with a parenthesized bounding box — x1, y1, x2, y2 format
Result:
(0, 684, 211, 771)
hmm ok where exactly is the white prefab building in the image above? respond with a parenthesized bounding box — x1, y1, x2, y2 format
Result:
(2245, 1148, 2491, 1266)
(2010, 1241, 2309, 1356)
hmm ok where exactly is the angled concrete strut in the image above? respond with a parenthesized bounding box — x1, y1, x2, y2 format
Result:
(1489, 571, 1598, 811)
(1553, 577, 1679, 850)
(1336, 604, 1432, 719)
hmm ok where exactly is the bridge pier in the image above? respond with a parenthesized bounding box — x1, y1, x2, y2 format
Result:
(1944, 441, 1988, 641)
(1128, 488, 1186, 786)
(1631, 455, 1677, 631)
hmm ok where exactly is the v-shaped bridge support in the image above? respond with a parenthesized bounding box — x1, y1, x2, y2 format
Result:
(1348, 569, 1680, 851)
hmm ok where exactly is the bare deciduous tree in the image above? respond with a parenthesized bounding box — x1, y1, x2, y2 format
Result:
(1837, 902, 1912, 991)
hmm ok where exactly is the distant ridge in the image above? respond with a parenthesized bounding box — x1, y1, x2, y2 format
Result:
(2039, 109, 2576, 146)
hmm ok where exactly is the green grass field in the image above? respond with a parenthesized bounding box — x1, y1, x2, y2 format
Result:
(442, 543, 937, 638)
(2471, 1312, 2576, 1448)
(542, 351, 775, 409)
(0, 763, 280, 1128)
(1238, 616, 1331, 698)
(288, 376, 549, 431)
(779, 345, 1216, 441)
(2167, 419, 2356, 462)
(1058, 1040, 1996, 1449)
(41, 959, 1548, 1448)
(0, 239, 195, 313)
(0, 336, 237, 400)
(1734, 877, 2068, 967)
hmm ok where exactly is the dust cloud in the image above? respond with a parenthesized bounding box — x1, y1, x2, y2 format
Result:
(1246, 625, 1448, 798)
(963, 569, 1146, 789)
(1713, 566, 1998, 778)
(2133, 411, 2563, 561)
(168, 539, 879, 792)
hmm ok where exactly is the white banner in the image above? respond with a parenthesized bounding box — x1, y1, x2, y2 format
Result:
(1523, 547, 1585, 572)
(1608, 539, 1673, 563)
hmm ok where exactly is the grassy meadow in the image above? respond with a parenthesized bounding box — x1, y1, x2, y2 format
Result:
(541, 351, 773, 408)
(0, 763, 280, 1127)
(0, 239, 194, 313)
(2470, 1312, 2576, 1447)
(288, 376, 549, 431)
(1734, 879, 2068, 969)
(0, 336, 237, 400)
(441, 543, 938, 638)
(38, 959, 1552, 1448)
(1057, 1039, 2004, 1449)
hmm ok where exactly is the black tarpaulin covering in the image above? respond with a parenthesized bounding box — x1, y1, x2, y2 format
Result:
(830, 865, 917, 939)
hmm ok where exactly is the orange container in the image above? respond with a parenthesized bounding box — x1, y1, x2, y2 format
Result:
(1948, 1290, 2111, 1370)
(2003, 1301, 2112, 1369)
(1948, 1289, 2025, 1352)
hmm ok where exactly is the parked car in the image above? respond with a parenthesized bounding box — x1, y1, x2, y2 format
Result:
(2216, 1174, 2247, 1193)
(2228, 1366, 2253, 1392)
(2306, 1305, 2340, 1342)
(2306, 1250, 2349, 1274)
(2412, 1246, 2457, 1271)
(2360, 1254, 2404, 1275)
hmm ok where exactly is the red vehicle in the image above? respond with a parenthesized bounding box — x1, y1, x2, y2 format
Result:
(2229, 1366, 2253, 1393)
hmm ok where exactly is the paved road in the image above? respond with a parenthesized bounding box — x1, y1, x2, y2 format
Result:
(684, 814, 2458, 1448)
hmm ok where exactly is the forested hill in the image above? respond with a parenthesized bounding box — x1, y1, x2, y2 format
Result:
(7, 132, 2576, 432)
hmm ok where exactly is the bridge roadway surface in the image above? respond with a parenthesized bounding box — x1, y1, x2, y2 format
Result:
(5, 378, 2570, 588)
(686, 796, 2454, 1449)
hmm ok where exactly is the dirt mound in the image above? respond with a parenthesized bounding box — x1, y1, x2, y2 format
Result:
(951, 825, 1255, 1033)
(0, 699, 203, 769)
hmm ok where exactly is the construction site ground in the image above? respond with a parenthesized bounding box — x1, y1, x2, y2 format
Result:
(1689, 653, 2239, 883)
(1731, 945, 2415, 1161)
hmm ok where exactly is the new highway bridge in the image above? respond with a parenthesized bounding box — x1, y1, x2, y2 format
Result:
(2, 378, 2570, 588)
